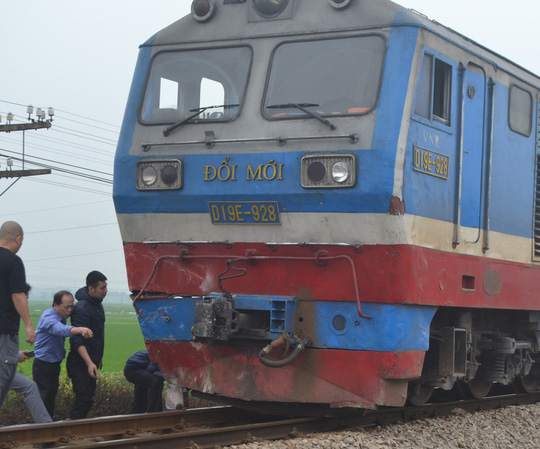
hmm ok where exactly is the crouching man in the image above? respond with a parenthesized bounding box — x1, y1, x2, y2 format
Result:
(124, 350, 164, 414)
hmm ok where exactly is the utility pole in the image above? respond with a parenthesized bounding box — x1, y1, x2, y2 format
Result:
(0, 107, 53, 178)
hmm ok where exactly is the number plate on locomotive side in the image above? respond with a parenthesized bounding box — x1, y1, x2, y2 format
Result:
(413, 145, 449, 180)
(209, 201, 281, 225)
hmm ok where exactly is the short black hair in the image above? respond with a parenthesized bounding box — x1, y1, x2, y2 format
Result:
(53, 290, 73, 306)
(86, 270, 107, 288)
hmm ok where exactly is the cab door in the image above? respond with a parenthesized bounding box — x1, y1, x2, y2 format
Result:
(457, 63, 487, 244)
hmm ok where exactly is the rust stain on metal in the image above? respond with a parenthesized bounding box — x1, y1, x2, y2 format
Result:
(296, 299, 317, 345)
(389, 196, 405, 215)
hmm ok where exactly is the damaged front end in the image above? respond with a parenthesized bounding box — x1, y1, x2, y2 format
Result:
(192, 293, 312, 367)
(190, 258, 312, 367)
(191, 292, 311, 368)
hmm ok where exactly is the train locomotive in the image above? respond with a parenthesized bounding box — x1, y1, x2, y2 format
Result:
(113, 0, 540, 413)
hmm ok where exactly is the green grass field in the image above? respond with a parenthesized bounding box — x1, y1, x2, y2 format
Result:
(18, 301, 146, 376)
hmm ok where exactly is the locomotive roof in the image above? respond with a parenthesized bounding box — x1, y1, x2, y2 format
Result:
(142, 0, 540, 86)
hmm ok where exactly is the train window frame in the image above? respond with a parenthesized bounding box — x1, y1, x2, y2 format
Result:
(414, 51, 453, 127)
(262, 34, 387, 121)
(508, 84, 532, 137)
(139, 45, 253, 126)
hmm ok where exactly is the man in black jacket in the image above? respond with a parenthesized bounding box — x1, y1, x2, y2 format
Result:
(66, 271, 107, 420)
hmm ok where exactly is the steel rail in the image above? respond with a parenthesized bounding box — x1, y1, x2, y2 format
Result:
(0, 406, 257, 446)
(3, 394, 540, 448)
(54, 416, 328, 449)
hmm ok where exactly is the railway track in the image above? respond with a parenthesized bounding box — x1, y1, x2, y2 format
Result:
(2, 394, 540, 448)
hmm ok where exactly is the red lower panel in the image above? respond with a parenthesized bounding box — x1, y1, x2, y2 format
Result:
(148, 341, 425, 409)
(125, 242, 540, 310)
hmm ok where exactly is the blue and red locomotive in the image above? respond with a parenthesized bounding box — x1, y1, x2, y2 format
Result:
(113, 0, 540, 412)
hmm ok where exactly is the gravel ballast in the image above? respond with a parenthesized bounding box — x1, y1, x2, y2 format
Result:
(226, 403, 540, 448)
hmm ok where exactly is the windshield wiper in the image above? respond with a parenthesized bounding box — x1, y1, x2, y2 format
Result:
(163, 104, 239, 137)
(267, 103, 336, 130)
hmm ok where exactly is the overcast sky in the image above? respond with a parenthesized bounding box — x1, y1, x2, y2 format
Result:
(0, 0, 537, 294)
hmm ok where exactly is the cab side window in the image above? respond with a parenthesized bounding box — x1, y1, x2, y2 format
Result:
(508, 85, 532, 137)
(415, 54, 452, 125)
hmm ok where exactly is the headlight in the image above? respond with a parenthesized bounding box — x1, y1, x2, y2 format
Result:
(331, 161, 350, 183)
(136, 159, 183, 191)
(301, 154, 356, 188)
(191, 0, 217, 22)
(141, 166, 158, 186)
(161, 164, 179, 185)
(249, 0, 295, 21)
(253, 0, 289, 16)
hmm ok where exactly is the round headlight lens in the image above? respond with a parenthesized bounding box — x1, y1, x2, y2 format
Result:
(141, 166, 158, 186)
(161, 165, 178, 185)
(332, 161, 350, 183)
(253, 0, 289, 16)
(307, 161, 326, 183)
(192, 0, 216, 22)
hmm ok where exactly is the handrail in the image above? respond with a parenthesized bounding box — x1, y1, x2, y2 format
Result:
(141, 132, 359, 151)
(453, 63, 466, 248)
(131, 251, 370, 319)
(483, 78, 495, 253)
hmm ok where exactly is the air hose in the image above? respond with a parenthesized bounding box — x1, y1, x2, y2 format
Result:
(258, 333, 312, 368)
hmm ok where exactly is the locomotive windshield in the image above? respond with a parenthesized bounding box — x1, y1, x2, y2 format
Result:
(141, 46, 252, 124)
(264, 35, 386, 118)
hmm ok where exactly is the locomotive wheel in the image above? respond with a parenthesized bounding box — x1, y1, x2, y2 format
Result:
(407, 382, 434, 406)
(457, 379, 492, 399)
(513, 373, 540, 394)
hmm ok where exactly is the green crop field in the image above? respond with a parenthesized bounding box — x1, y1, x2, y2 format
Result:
(17, 301, 146, 377)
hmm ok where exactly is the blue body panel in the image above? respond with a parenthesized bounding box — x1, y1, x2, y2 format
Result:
(314, 301, 436, 351)
(113, 27, 418, 217)
(137, 295, 436, 352)
(113, 42, 154, 201)
(403, 49, 536, 239)
(113, 21, 538, 241)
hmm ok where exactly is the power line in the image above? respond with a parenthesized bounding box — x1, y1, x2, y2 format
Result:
(48, 128, 117, 148)
(0, 134, 114, 165)
(0, 151, 113, 184)
(25, 223, 117, 234)
(25, 248, 121, 263)
(54, 108, 121, 130)
(30, 171, 111, 189)
(0, 113, 118, 148)
(0, 147, 112, 177)
(0, 110, 118, 155)
(0, 177, 21, 198)
(27, 264, 127, 277)
(52, 124, 118, 145)
(0, 100, 120, 130)
(0, 137, 112, 166)
(54, 114, 120, 135)
(26, 178, 111, 196)
(0, 199, 111, 217)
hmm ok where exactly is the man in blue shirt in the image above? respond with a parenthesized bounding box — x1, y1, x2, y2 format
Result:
(32, 290, 93, 418)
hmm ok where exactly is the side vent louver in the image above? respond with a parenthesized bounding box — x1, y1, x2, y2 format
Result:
(534, 98, 540, 260)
